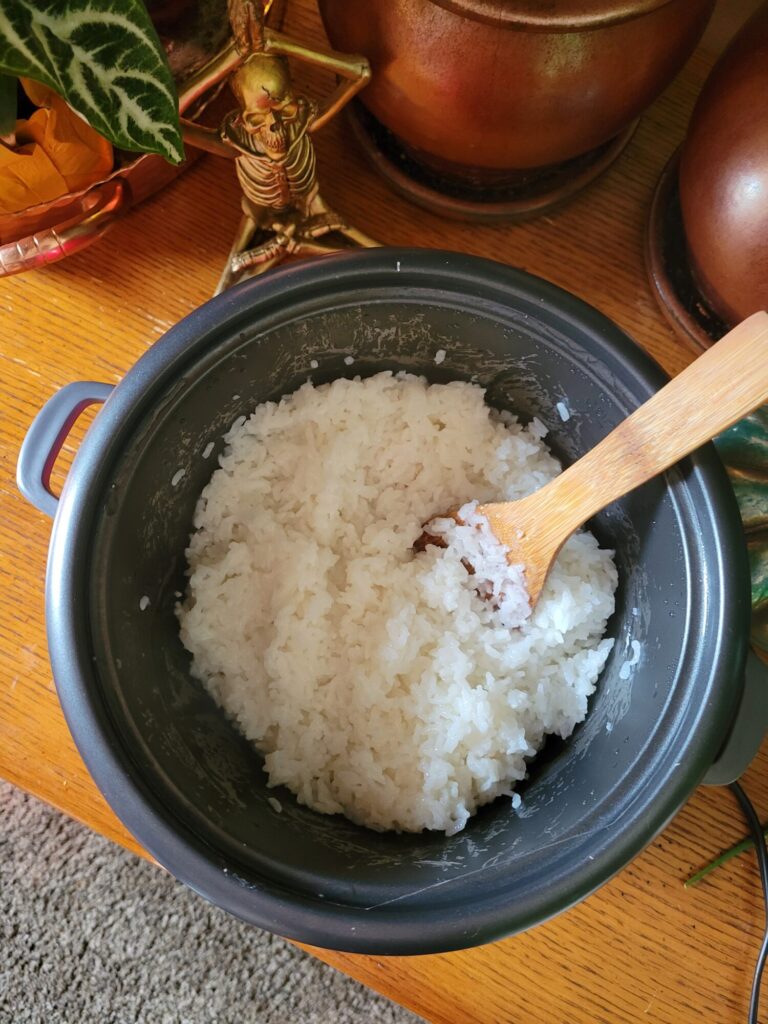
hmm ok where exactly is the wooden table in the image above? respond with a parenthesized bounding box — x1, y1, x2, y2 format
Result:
(1, 6, 766, 1022)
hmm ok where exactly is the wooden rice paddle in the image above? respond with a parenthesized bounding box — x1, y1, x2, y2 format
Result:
(477, 311, 768, 609)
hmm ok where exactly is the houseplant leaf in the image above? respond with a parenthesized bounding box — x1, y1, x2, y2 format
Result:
(0, 0, 183, 163)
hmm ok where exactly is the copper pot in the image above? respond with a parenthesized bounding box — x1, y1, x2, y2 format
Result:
(0, 154, 194, 277)
(319, 0, 713, 217)
(678, 2, 768, 326)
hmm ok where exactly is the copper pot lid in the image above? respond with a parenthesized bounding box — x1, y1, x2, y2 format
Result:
(430, 0, 675, 29)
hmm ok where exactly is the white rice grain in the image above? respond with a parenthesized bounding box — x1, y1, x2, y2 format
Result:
(619, 639, 642, 680)
(178, 373, 616, 835)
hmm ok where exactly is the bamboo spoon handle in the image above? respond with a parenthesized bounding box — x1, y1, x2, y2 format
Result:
(530, 310, 768, 539)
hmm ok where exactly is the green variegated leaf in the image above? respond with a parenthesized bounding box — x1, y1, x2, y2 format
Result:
(715, 406, 768, 652)
(0, 0, 183, 163)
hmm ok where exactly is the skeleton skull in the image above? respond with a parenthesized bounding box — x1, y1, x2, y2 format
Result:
(230, 54, 299, 153)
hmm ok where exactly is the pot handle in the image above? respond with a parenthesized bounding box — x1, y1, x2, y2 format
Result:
(17, 382, 113, 518)
(703, 650, 768, 786)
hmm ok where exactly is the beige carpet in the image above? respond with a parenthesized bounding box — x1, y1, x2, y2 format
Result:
(0, 782, 422, 1024)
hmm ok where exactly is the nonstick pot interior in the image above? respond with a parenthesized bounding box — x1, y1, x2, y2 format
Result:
(49, 250, 749, 954)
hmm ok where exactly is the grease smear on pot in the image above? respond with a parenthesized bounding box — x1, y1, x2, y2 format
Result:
(177, 373, 616, 834)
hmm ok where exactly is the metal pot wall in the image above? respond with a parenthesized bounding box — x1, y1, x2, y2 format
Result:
(318, 0, 713, 217)
(17, 249, 764, 954)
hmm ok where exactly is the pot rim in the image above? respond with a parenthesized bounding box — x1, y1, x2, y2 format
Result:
(45, 247, 749, 954)
(428, 0, 675, 30)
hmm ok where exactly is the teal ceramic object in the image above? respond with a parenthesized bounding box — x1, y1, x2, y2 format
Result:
(715, 407, 768, 652)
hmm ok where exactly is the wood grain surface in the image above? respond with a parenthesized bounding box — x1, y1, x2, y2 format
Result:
(1, 5, 767, 1023)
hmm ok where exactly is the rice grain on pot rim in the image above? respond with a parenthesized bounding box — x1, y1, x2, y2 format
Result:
(177, 371, 617, 835)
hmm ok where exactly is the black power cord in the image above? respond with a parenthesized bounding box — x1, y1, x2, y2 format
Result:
(729, 781, 768, 1023)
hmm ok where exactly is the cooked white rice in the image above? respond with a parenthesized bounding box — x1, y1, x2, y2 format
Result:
(178, 372, 617, 835)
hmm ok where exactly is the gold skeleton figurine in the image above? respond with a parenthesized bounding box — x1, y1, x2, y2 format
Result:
(180, 0, 378, 293)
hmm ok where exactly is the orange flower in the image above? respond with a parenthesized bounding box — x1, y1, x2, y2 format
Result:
(0, 79, 113, 214)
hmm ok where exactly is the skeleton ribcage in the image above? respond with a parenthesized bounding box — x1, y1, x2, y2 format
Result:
(236, 134, 317, 211)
